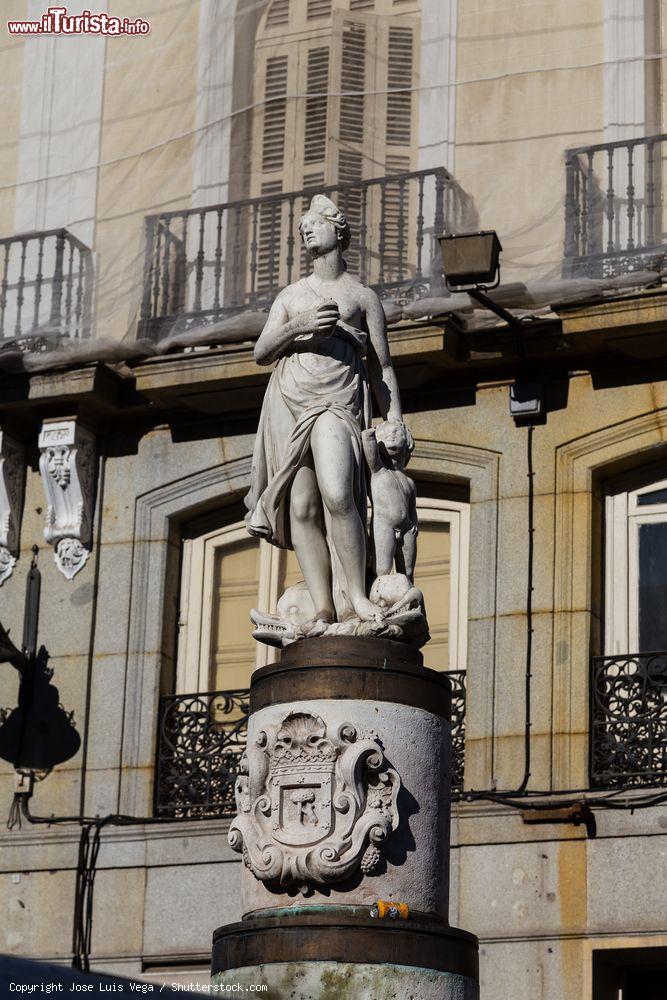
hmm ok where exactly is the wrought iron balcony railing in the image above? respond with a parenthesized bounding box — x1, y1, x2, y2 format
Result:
(0, 228, 93, 345)
(155, 671, 467, 819)
(564, 134, 667, 279)
(155, 689, 250, 818)
(447, 669, 466, 793)
(139, 168, 472, 341)
(591, 652, 667, 788)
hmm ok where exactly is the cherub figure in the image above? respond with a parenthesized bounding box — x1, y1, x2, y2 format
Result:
(362, 420, 418, 582)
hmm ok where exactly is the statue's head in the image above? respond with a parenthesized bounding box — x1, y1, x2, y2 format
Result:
(376, 419, 414, 469)
(299, 194, 351, 258)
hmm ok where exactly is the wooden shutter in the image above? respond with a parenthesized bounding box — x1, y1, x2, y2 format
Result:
(332, 14, 373, 275)
(386, 25, 414, 146)
(304, 46, 330, 165)
(307, 0, 331, 18)
(382, 16, 419, 282)
(262, 55, 289, 173)
(339, 20, 366, 146)
(257, 181, 283, 291)
(266, 0, 289, 29)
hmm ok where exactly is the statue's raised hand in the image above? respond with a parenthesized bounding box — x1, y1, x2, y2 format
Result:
(297, 301, 340, 336)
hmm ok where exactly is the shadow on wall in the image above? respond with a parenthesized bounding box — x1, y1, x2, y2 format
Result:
(0, 646, 81, 775)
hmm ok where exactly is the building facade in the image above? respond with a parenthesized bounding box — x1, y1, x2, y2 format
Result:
(0, 1, 666, 997)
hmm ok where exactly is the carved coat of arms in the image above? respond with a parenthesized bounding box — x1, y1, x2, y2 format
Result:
(228, 712, 401, 895)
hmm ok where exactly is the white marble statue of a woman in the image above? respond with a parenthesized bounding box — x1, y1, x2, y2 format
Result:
(245, 195, 427, 646)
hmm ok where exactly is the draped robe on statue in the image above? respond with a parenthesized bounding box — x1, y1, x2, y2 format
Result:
(244, 293, 372, 620)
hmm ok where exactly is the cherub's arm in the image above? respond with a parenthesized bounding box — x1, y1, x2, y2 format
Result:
(253, 291, 339, 366)
(361, 427, 383, 474)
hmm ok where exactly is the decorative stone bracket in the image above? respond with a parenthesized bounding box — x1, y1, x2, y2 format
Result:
(0, 430, 25, 586)
(38, 419, 96, 580)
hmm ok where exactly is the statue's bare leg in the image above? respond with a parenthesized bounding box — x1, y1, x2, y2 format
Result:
(289, 459, 335, 623)
(374, 520, 396, 576)
(311, 412, 381, 622)
(397, 526, 417, 583)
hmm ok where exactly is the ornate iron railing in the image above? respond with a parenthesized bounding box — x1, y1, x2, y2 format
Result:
(0, 228, 93, 343)
(447, 669, 466, 793)
(155, 674, 467, 818)
(139, 167, 472, 341)
(564, 134, 667, 278)
(591, 653, 667, 788)
(155, 689, 250, 818)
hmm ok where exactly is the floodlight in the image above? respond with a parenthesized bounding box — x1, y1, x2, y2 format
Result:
(438, 231, 502, 290)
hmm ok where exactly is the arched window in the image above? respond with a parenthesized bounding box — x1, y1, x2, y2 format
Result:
(253, 0, 419, 192)
(175, 490, 468, 696)
(592, 463, 667, 788)
(249, 0, 420, 287)
(157, 487, 468, 817)
(604, 466, 667, 654)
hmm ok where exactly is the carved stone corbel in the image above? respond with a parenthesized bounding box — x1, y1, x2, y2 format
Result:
(38, 419, 96, 580)
(0, 431, 25, 586)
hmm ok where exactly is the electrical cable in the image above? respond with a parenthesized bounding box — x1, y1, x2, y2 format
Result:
(14, 795, 199, 971)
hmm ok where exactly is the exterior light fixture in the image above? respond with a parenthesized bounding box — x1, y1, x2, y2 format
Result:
(438, 231, 502, 290)
(438, 230, 545, 425)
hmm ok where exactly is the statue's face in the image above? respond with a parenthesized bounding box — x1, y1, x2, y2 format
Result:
(377, 420, 407, 461)
(299, 211, 339, 256)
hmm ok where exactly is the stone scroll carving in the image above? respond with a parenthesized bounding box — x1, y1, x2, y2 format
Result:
(38, 419, 95, 580)
(228, 711, 401, 895)
(0, 431, 25, 586)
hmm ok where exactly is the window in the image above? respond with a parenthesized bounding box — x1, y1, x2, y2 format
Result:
(158, 490, 469, 816)
(413, 497, 469, 671)
(175, 492, 468, 695)
(248, 0, 421, 288)
(605, 467, 667, 654)
(593, 946, 667, 1000)
(175, 509, 300, 694)
(591, 465, 667, 788)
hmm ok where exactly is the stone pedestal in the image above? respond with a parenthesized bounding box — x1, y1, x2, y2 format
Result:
(212, 637, 479, 999)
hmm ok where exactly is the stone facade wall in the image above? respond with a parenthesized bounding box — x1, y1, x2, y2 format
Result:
(0, 369, 665, 996)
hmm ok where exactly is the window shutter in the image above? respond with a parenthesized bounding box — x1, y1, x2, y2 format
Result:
(386, 25, 413, 146)
(350, 0, 374, 9)
(300, 172, 326, 276)
(262, 56, 289, 173)
(266, 0, 290, 29)
(339, 20, 366, 145)
(304, 47, 330, 164)
(307, 0, 332, 18)
(257, 181, 283, 291)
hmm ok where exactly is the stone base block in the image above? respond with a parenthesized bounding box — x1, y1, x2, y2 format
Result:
(213, 962, 479, 999)
(212, 911, 479, 999)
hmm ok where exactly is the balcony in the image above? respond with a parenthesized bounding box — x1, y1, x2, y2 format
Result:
(564, 134, 667, 279)
(139, 168, 471, 342)
(591, 652, 667, 788)
(0, 229, 93, 348)
(155, 671, 467, 819)
(448, 669, 466, 793)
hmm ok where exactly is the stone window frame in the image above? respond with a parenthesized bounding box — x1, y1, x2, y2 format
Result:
(552, 408, 667, 791)
(175, 493, 471, 695)
(118, 441, 499, 814)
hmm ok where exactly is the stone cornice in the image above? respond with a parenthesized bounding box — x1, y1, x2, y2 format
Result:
(1, 290, 667, 420)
